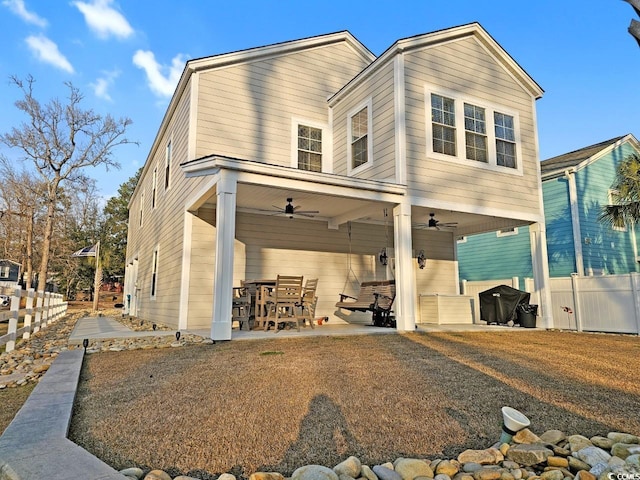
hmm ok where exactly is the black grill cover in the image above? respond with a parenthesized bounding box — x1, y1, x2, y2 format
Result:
(479, 285, 531, 324)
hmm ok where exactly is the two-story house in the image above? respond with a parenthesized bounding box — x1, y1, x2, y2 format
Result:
(124, 23, 551, 340)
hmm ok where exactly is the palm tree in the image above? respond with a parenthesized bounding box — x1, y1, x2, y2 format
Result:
(599, 153, 640, 228)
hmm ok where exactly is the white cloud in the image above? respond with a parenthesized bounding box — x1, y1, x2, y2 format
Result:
(2, 0, 47, 27)
(90, 69, 120, 101)
(132, 50, 186, 98)
(26, 35, 74, 73)
(72, 0, 133, 40)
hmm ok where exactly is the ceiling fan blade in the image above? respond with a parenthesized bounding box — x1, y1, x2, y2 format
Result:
(295, 210, 319, 214)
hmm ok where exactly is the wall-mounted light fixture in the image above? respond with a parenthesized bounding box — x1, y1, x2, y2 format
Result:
(379, 247, 388, 266)
(417, 250, 427, 269)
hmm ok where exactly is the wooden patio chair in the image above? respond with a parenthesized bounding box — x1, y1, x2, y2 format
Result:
(265, 275, 304, 332)
(232, 286, 252, 331)
(298, 278, 318, 328)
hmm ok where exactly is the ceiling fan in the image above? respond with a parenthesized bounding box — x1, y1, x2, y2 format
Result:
(270, 197, 319, 219)
(424, 213, 458, 230)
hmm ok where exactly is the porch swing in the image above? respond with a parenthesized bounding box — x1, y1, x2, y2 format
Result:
(335, 219, 396, 327)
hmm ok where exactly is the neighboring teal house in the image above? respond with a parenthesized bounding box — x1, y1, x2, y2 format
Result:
(458, 134, 640, 287)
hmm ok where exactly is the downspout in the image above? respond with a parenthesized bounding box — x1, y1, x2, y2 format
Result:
(565, 168, 584, 275)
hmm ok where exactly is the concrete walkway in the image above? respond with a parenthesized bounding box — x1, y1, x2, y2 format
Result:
(67, 315, 176, 345)
(0, 349, 127, 479)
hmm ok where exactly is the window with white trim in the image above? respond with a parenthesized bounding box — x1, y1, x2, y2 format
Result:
(497, 227, 518, 237)
(0, 266, 9, 278)
(151, 167, 157, 209)
(495, 112, 516, 168)
(139, 190, 144, 227)
(151, 247, 159, 299)
(608, 189, 627, 231)
(164, 140, 172, 190)
(426, 86, 522, 174)
(347, 99, 373, 173)
(297, 124, 322, 172)
(431, 94, 456, 156)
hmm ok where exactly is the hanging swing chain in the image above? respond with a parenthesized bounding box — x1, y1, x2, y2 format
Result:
(342, 221, 359, 293)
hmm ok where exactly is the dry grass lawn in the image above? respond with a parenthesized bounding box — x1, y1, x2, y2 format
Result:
(69, 330, 640, 480)
(0, 383, 35, 433)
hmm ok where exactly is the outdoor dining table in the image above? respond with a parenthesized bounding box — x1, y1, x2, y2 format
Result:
(241, 279, 276, 328)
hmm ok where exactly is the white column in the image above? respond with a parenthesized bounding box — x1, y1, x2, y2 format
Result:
(565, 169, 584, 275)
(23, 288, 35, 339)
(529, 222, 554, 329)
(393, 202, 417, 331)
(211, 170, 238, 341)
(178, 212, 193, 330)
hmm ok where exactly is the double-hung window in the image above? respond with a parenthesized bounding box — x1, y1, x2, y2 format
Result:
(297, 125, 322, 172)
(426, 86, 522, 174)
(151, 167, 157, 209)
(164, 140, 172, 190)
(494, 112, 516, 168)
(150, 247, 159, 299)
(347, 99, 373, 174)
(464, 103, 487, 163)
(0, 266, 9, 278)
(431, 94, 456, 156)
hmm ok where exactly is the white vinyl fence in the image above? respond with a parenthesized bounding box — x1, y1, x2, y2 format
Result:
(462, 274, 640, 334)
(549, 274, 640, 334)
(0, 286, 67, 352)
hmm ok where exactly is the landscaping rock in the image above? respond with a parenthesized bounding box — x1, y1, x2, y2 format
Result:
(506, 445, 553, 466)
(361, 465, 378, 480)
(293, 466, 339, 480)
(373, 465, 403, 480)
(590, 437, 615, 450)
(513, 429, 543, 445)
(458, 449, 503, 465)
(394, 458, 434, 480)
(573, 446, 611, 467)
(608, 433, 640, 445)
(436, 460, 460, 477)
(335, 456, 362, 478)
(568, 436, 593, 453)
(119, 467, 144, 478)
(250, 473, 285, 480)
(568, 456, 592, 472)
(611, 444, 640, 460)
(539, 431, 566, 446)
(143, 470, 172, 480)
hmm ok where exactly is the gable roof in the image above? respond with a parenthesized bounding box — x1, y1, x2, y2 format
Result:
(0, 259, 20, 266)
(329, 22, 543, 105)
(540, 134, 639, 179)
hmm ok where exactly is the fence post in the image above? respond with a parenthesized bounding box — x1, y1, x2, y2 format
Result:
(23, 288, 35, 340)
(33, 290, 44, 333)
(512, 276, 519, 290)
(631, 273, 640, 335)
(42, 292, 51, 328)
(6, 286, 22, 353)
(570, 273, 583, 332)
(460, 279, 468, 295)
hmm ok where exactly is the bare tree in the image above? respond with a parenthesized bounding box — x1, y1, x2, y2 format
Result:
(0, 75, 136, 292)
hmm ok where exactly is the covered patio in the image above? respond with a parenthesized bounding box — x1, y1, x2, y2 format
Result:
(177, 155, 551, 340)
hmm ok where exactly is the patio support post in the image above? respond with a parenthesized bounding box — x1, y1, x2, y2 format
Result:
(529, 222, 554, 329)
(393, 202, 417, 331)
(211, 170, 238, 341)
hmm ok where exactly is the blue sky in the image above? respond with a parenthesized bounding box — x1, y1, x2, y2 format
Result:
(1, 0, 639, 200)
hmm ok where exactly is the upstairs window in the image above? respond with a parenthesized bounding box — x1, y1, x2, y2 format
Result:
(351, 107, 368, 168)
(151, 167, 157, 209)
(297, 125, 322, 172)
(495, 112, 517, 168)
(0, 266, 9, 278)
(431, 94, 456, 156)
(426, 86, 522, 174)
(164, 140, 172, 190)
(464, 103, 487, 163)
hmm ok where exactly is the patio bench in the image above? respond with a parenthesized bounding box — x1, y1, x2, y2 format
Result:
(335, 280, 396, 327)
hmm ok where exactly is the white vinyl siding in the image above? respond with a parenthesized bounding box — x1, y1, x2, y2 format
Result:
(196, 42, 369, 165)
(403, 35, 541, 218)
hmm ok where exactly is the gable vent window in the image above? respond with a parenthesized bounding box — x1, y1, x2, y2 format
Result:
(298, 125, 322, 172)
